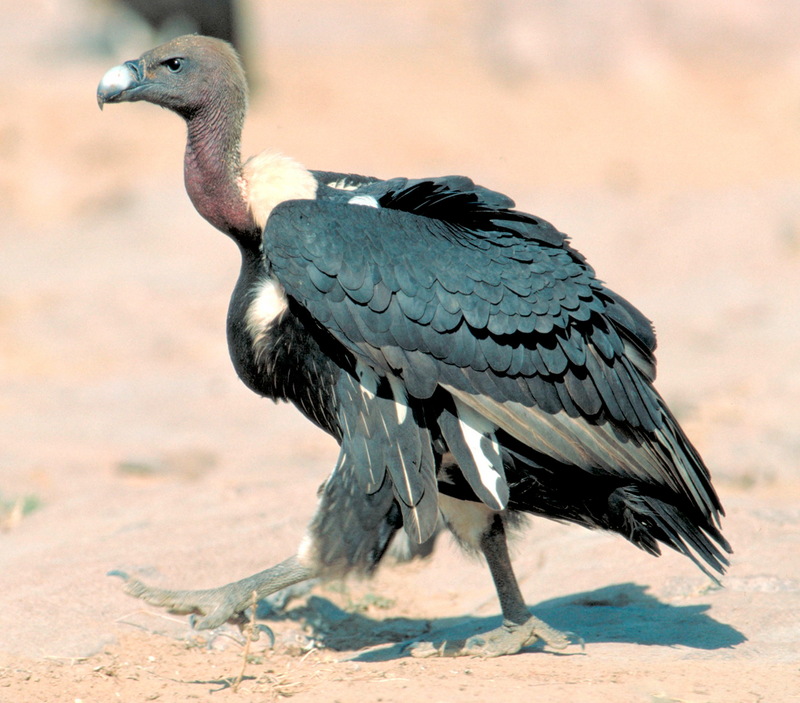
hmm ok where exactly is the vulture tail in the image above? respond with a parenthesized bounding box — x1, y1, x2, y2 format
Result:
(607, 486, 731, 583)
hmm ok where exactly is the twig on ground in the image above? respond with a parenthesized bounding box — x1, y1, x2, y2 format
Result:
(232, 589, 259, 693)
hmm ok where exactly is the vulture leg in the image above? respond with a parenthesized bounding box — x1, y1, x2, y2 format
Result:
(411, 510, 575, 657)
(110, 555, 315, 632)
(110, 461, 402, 634)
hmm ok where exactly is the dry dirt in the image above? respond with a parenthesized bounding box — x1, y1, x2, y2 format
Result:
(1, 2, 799, 702)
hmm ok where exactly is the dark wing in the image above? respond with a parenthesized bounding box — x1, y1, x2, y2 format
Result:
(266, 183, 721, 538)
(332, 357, 439, 543)
(304, 430, 402, 576)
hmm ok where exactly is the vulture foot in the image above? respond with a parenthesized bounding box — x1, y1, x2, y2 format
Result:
(109, 554, 314, 632)
(408, 615, 579, 658)
(110, 569, 257, 630)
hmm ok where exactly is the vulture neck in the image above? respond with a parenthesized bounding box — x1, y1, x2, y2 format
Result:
(183, 102, 257, 245)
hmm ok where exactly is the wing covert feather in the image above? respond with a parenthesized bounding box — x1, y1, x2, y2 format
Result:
(268, 199, 649, 424)
(266, 197, 717, 512)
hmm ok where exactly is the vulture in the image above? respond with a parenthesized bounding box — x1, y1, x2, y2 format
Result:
(97, 35, 730, 657)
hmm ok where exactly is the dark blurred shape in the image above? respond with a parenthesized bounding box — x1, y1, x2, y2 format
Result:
(116, 0, 240, 52)
(107, 0, 258, 88)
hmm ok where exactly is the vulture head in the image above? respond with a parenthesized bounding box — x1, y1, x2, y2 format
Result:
(96, 34, 301, 238)
(97, 35, 247, 120)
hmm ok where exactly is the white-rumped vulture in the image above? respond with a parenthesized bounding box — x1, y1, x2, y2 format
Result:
(97, 35, 730, 657)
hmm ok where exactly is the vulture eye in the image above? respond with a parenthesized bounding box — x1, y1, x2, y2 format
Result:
(162, 58, 184, 73)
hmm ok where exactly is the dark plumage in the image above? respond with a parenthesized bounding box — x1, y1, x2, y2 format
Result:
(97, 35, 730, 657)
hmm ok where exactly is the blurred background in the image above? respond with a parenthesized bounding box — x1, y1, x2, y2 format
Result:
(1, 0, 799, 663)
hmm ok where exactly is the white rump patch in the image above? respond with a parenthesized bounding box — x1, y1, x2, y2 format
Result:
(454, 398, 505, 508)
(348, 195, 380, 208)
(242, 151, 318, 230)
(245, 277, 288, 344)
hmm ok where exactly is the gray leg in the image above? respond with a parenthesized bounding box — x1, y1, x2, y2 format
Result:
(412, 513, 575, 657)
(111, 458, 401, 632)
(460, 516, 573, 655)
(110, 555, 314, 630)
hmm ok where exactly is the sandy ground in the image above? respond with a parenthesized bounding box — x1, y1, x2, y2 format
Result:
(1, 1, 799, 701)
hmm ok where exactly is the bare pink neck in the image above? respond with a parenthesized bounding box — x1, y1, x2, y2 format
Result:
(183, 106, 257, 241)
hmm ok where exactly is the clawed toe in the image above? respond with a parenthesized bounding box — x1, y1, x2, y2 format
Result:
(108, 570, 249, 629)
(186, 613, 276, 647)
(111, 570, 276, 643)
(557, 630, 585, 651)
(108, 557, 313, 645)
(525, 619, 579, 651)
(408, 615, 581, 658)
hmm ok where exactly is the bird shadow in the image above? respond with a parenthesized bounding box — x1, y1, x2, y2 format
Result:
(267, 581, 744, 661)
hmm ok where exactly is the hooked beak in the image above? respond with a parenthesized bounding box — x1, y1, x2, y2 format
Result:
(97, 60, 145, 109)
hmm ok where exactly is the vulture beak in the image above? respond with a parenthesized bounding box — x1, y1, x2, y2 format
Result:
(97, 60, 145, 109)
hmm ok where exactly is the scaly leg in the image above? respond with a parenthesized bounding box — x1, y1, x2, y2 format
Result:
(111, 555, 314, 630)
(412, 512, 576, 657)
(111, 458, 404, 636)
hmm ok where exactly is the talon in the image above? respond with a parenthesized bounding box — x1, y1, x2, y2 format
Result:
(232, 611, 276, 647)
(532, 622, 579, 651)
(107, 569, 130, 581)
(257, 624, 276, 648)
(407, 615, 581, 658)
(560, 631, 585, 651)
(107, 556, 313, 642)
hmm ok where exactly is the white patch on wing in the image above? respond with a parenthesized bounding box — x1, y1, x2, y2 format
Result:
(325, 178, 360, 191)
(241, 151, 318, 230)
(387, 376, 408, 424)
(348, 195, 380, 208)
(445, 384, 642, 476)
(245, 277, 288, 345)
(453, 397, 505, 508)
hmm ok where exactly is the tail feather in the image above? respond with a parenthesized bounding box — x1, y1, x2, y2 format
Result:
(612, 487, 731, 582)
